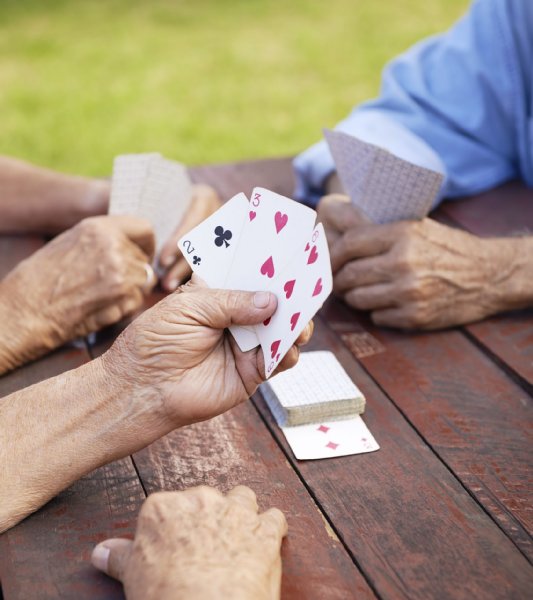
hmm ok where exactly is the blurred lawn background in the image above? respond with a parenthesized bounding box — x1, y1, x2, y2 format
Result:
(0, 0, 469, 177)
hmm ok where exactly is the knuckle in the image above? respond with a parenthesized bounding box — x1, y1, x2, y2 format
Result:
(346, 289, 367, 310)
(192, 485, 223, 505)
(405, 305, 429, 329)
(142, 491, 168, 515)
(400, 277, 425, 301)
(193, 485, 221, 501)
(76, 218, 107, 245)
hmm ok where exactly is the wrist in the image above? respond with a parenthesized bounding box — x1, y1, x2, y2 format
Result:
(40, 174, 109, 233)
(97, 344, 171, 451)
(143, 567, 272, 600)
(77, 178, 110, 220)
(483, 236, 533, 314)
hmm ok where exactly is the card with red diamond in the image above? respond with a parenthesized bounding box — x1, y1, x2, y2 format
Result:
(260, 350, 379, 460)
(281, 416, 379, 460)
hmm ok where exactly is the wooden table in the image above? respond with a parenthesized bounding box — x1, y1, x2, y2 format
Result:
(1, 157, 532, 599)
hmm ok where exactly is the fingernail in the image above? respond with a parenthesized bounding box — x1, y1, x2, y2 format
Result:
(161, 255, 174, 267)
(91, 543, 110, 573)
(167, 279, 180, 291)
(253, 291, 271, 308)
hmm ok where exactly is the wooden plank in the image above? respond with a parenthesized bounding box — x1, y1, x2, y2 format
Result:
(0, 459, 144, 600)
(438, 180, 533, 237)
(435, 182, 533, 386)
(131, 403, 375, 600)
(322, 298, 533, 561)
(87, 327, 375, 600)
(465, 312, 533, 387)
(188, 156, 295, 201)
(255, 316, 533, 599)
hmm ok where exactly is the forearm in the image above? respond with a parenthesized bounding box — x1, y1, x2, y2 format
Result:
(0, 270, 63, 374)
(0, 156, 109, 234)
(0, 355, 168, 532)
(489, 236, 533, 313)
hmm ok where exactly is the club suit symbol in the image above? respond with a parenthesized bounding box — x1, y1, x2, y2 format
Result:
(193, 256, 201, 265)
(214, 226, 232, 248)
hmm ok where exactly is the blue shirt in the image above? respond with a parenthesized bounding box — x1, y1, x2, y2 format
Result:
(294, 0, 533, 207)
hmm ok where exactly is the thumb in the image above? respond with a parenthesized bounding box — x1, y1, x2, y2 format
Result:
(176, 286, 277, 330)
(91, 538, 133, 582)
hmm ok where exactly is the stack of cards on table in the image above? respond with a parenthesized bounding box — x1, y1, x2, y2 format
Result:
(178, 187, 333, 377)
(261, 351, 379, 460)
(109, 153, 193, 257)
(324, 129, 444, 223)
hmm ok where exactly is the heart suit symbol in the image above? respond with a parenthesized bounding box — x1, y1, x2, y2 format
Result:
(283, 279, 295, 299)
(249, 211, 256, 221)
(270, 339, 281, 358)
(307, 245, 318, 265)
(260, 256, 275, 278)
(274, 211, 288, 233)
(290, 312, 300, 331)
(263, 317, 271, 326)
(312, 278, 323, 297)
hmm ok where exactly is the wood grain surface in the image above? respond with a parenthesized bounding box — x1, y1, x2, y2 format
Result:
(323, 298, 533, 562)
(0, 158, 532, 599)
(255, 316, 533, 599)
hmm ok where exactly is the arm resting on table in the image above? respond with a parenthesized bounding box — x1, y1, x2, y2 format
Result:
(0, 355, 168, 532)
(0, 156, 109, 234)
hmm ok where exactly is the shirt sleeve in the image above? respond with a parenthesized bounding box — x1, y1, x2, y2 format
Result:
(294, 0, 524, 207)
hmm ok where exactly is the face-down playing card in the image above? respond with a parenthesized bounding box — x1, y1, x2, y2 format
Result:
(324, 129, 443, 224)
(109, 153, 161, 216)
(137, 157, 192, 256)
(257, 223, 333, 378)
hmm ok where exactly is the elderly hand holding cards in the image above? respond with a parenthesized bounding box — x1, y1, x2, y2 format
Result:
(318, 130, 533, 330)
(0, 278, 312, 533)
(178, 187, 333, 377)
(108, 153, 222, 292)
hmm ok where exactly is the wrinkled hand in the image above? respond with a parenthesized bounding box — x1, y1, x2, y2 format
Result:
(91, 486, 287, 600)
(103, 279, 313, 428)
(319, 194, 511, 329)
(3, 215, 156, 363)
(158, 184, 221, 291)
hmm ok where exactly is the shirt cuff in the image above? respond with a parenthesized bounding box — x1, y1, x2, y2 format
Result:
(294, 110, 448, 207)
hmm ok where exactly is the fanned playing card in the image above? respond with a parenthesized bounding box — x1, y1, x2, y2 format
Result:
(109, 153, 193, 257)
(324, 129, 443, 223)
(223, 187, 318, 360)
(256, 222, 332, 377)
(177, 193, 249, 288)
(179, 188, 333, 375)
(260, 351, 365, 426)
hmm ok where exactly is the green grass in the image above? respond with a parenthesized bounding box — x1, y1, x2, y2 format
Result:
(0, 0, 469, 177)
